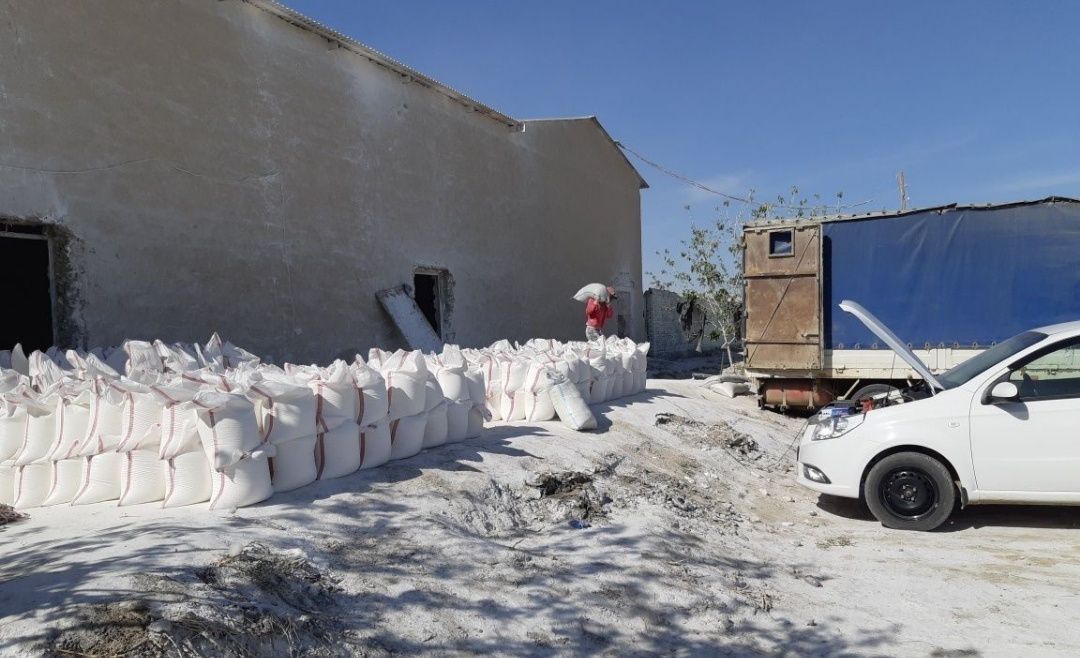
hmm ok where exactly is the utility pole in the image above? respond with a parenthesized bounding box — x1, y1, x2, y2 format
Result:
(896, 171, 909, 211)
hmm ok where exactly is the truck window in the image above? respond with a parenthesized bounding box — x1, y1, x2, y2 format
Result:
(769, 229, 793, 257)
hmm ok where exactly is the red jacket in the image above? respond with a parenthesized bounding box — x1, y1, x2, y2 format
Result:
(585, 298, 614, 329)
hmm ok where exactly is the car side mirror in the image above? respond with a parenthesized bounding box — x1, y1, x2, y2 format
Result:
(988, 381, 1019, 403)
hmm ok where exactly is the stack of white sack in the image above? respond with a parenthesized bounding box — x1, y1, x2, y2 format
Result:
(460, 336, 649, 431)
(0, 334, 492, 512)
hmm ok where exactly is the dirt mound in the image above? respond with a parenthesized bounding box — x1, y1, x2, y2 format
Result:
(47, 543, 347, 658)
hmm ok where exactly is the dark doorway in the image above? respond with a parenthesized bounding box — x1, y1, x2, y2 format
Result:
(413, 272, 441, 338)
(0, 231, 53, 351)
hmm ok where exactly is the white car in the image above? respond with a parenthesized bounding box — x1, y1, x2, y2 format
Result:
(797, 300, 1080, 531)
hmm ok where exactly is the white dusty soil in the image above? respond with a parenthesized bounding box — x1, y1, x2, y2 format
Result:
(2, 379, 1079, 656)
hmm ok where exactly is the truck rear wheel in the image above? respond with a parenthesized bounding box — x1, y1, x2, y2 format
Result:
(863, 452, 956, 531)
(849, 383, 898, 402)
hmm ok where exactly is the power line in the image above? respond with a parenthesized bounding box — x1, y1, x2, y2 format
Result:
(615, 140, 871, 214)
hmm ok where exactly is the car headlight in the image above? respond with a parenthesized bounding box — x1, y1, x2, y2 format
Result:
(812, 414, 865, 441)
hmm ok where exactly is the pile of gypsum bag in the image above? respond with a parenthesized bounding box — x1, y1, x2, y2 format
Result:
(462, 336, 650, 431)
(0, 335, 487, 511)
(0, 335, 648, 511)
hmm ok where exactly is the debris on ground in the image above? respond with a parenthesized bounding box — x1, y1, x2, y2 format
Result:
(47, 542, 345, 657)
(655, 413, 762, 462)
(0, 505, 26, 526)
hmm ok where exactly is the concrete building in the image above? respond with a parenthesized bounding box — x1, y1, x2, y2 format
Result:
(0, 0, 646, 362)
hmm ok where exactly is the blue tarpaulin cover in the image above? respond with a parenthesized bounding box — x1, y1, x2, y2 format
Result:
(823, 199, 1080, 349)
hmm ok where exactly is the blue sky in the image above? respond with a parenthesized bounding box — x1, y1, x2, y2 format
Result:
(287, 0, 1080, 280)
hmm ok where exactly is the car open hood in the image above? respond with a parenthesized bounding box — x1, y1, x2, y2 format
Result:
(838, 300, 944, 392)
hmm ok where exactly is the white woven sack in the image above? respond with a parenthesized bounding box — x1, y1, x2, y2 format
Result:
(422, 402, 448, 449)
(445, 401, 470, 443)
(163, 450, 212, 508)
(247, 379, 317, 445)
(465, 366, 486, 409)
(609, 367, 628, 400)
(193, 391, 262, 473)
(110, 381, 164, 453)
(158, 403, 201, 459)
(123, 340, 163, 379)
(634, 371, 647, 393)
(522, 363, 556, 422)
(270, 434, 318, 492)
(71, 452, 123, 505)
(588, 374, 608, 405)
(632, 342, 651, 373)
(389, 411, 426, 461)
(359, 418, 391, 470)
(10, 344, 28, 377)
(548, 372, 597, 431)
(13, 462, 51, 509)
(475, 356, 502, 421)
(41, 457, 83, 506)
(0, 403, 27, 461)
(208, 447, 273, 510)
(311, 361, 357, 433)
(466, 405, 485, 439)
(713, 381, 750, 398)
(13, 399, 59, 466)
(572, 283, 609, 303)
(118, 449, 167, 506)
(0, 464, 14, 506)
(433, 346, 470, 402)
(73, 381, 126, 457)
(316, 422, 361, 480)
(352, 360, 388, 427)
(382, 351, 427, 421)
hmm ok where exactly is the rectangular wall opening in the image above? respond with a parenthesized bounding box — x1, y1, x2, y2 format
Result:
(0, 229, 54, 351)
(413, 272, 442, 338)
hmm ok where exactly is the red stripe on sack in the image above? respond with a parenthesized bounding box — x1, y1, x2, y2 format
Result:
(208, 409, 220, 472)
(261, 414, 275, 444)
(124, 392, 135, 445)
(119, 452, 133, 503)
(355, 387, 365, 424)
(45, 461, 60, 500)
(390, 419, 400, 445)
(160, 406, 176, 459)
(14, 407, 32, 463)
(164, 458, 176, 506)
(73, 456, 93, 503)
(210, 470, 226, 510)
(315, 433, 326, 479)
(268, 454, 276, 479)
(358, 428, 367, 467)
(315, 384, 328, 433)
(83, 394, 101, 456)
(386, 374, 394, 412)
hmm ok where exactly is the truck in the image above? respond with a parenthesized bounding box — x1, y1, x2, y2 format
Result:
(742, 196, 1080, 410)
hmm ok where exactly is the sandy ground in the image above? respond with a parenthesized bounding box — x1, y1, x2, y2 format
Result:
(2, 379, 1079, 656)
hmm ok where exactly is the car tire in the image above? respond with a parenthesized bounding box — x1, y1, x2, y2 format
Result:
(849, 383, 898, 402)
(863, 452, 956, 531)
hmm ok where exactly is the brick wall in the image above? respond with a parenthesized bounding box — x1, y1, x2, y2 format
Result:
(644, 288, 730, 358)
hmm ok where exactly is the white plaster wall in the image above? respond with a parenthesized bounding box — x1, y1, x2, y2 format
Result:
(0, 0, 645, 362)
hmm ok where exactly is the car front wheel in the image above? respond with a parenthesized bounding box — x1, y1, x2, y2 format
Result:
(863, 452, 956, 531)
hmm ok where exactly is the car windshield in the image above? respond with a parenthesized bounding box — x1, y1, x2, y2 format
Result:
(936, 330, 1048, 389)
